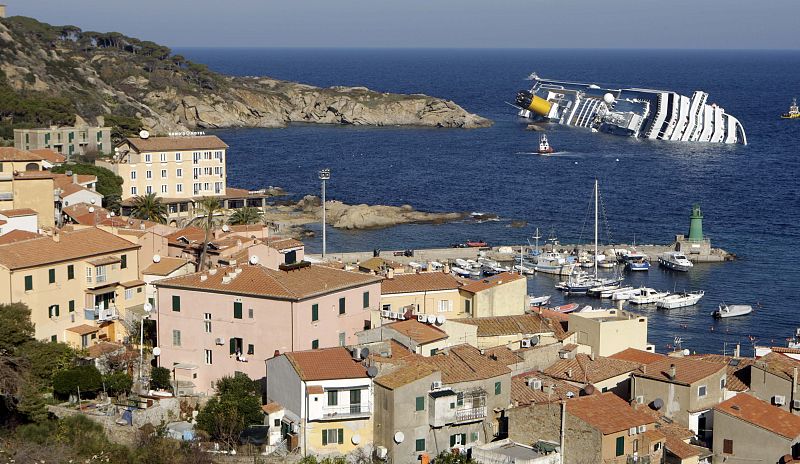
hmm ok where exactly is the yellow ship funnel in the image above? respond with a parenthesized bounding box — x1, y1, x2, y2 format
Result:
(516, 91, 553, 117)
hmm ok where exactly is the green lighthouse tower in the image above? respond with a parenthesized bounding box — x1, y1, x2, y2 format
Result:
(688, 204, 703, 241)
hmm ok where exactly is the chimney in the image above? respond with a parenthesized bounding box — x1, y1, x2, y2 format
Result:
(793, 367, 798, 395)
(589, 352, 596, 361)
(52, 231, 60, 243)
(668, 364, 677, 380)
(567, 368, 573, 379)
(734, 343, 741, 359)
(273, 350, 280, 357)
(443, 263, 450, 274)
(200, 274, 208, 282)
(642, 364, 647, 374)
(386, 268, 395, 279)
(72, 173, 78, 184)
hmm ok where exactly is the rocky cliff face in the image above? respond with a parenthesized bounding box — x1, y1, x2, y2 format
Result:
(0, 17, 491, 134)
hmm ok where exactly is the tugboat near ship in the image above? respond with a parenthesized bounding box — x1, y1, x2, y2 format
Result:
(537, 134, 555, 155)
(781, 98, 800, 119)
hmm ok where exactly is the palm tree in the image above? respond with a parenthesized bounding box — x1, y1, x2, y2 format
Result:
(227, 206, 263, 226)
(195, 197, 223, 271)
(129, 193, 167, 224)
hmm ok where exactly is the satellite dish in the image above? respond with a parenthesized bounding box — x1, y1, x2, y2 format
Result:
(367, 366, 378, 378)
(360, 347, 370, 358)
(426, 315, 436, 324)
(435, 315, 445, 325)
(88, 207, 95, 213)
(152, 347, 161, 356)
(351, 434, 361, 445)
(153, 254, 161, 263)
(90, 199, 96, 204)
(143, 302, 153, 313)
(139, 130, 150, 139)
(249, 255, 259, 265)
(652, 398, 664, 410)
(603, 92, 615, 104)
(222, 224, 230, 232)
(682, 349, 690, 356)
(393, 431, 405, 444)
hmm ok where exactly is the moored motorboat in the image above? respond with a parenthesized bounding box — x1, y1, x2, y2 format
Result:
(529, 295, 552, 306)
(658, 252, 694, 272)
(451, 267, 471, 278)
(712, 304, 753, 319)
(601, 286, 633, 299)
(623, 252, 651, 271)
(629, 288, 670, 305)
(588, 283, 622, 297)
(611, 287, 643, 301)
(656, 291, 704, 309)
(551, 303, 579, 314)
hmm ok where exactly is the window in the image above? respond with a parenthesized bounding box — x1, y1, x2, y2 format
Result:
(248, 308, 253, 319)
(203, 182, 210, 191)
(457, 392, 464, 406)
(24, 275, 32, 291)
(723, 439, 733, 454)
(50, 335, 57, 342)
(415, 439, 426, 452)
(131, 186, 137, 195)
(322, 429, 343, 446)
(67, 264, 74, 280)
(69, 300, 74, 312)
(172, 295, 181, 312)
(125, 288, 133, 300)
(144, 154, 151, 163)
(449, 434, 466, 447)
(362, 291, 369, 308)
(465, 300, 471, 314)
(146, 170, 152, 179)
(121, 254, 127, 269)
(720, 377, 727, 389)
(470, 432, 478, 443)
(160, 169, 167, 178)
(311, 304, 319, 322)
(495, 381, 502, 395)
(160, 153, 166, 162)
(338, 332, 346, 346)
(48, 304, 59, 318)
(382, 304, 391, 312)
(415, 396, 425, 411)
(653, 442, 662, 452)
(229, 337, 243, 355)
(438, 300, 452, 312)
(205, 349, 212, 365)
(175, 153, 182, 162)
(328, 390, 338, 406)
(130, 171, 137, 180)
(311, 339, 319, 349)
(146, 185, 153, 194)
(338, 297, 346, 315)
(233, 301, 243, 319)
(633, 438, 639, 453)
(172, 330, 181, 346)
(85, 266, 92, 283)
(176, 184, 183, 193)
(204, 313, 212, 333)
(247, 344, 254, 355)
(176, 168, 182, 178)
(48, 268, 55, 284)
(615, 436, 625, 457)
(698, 385, 707, 398)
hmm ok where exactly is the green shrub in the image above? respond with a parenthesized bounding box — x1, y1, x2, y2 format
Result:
(52, 365, 103, 398)
(51, 163, 123, 199)
(103, 371, 132, 396)
(150, 366, 172, 391)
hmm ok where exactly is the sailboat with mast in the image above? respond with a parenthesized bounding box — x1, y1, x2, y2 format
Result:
(559, 180, 622, 295)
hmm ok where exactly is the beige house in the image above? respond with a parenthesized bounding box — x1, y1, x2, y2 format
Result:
(449, 313, 559, 350)
(568, 309, 651, 357)
(712, 393, 800, 464)
(98, 135, 227, 201)
(14, 126, 111, 157)
(0, 148, 56, 228)
(380, 272, 465, 323)
(141, 256, 194, 309)
(458, 272, 527, 317)
(748, 352, 800, 415)
(543, 353, 641, 399)
(0, 227, 143, 346)
(357, 319, 451, 356)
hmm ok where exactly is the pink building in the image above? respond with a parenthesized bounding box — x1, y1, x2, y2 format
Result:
(154, 262, 382, 395)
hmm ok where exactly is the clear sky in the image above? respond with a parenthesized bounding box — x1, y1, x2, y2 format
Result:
(8, 0, 800, 49)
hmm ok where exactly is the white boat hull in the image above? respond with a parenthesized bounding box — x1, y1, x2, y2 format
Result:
(657, 292, 704, 309)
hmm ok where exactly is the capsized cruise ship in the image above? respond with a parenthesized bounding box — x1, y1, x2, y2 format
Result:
(515, 74, 747, 145)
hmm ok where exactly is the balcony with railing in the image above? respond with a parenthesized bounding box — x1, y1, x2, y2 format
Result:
(321, 401, 372, 419)
(84, 305, 118, 322)
(455, 405, 487, 423)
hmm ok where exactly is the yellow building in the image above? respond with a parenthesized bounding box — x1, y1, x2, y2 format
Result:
(0, 148, 55, 228)
(568, 309, 651, 357)
(457, 272, 527, 318)
(97, 135, 228, 201)
(0, 227, 144, 347)
(379, 272, 465, 325)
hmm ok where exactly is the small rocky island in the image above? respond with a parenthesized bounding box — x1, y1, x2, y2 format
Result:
(0, 16, 492, 135)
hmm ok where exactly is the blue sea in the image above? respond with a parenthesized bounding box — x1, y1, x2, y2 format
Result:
(176, 48, 800, 355)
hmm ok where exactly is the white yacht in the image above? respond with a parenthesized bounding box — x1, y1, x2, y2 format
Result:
(657, 291, 704, 309)
(658, 251, 694, 272)
(712, 304, 753, 319)
(629, 288, 670, 305)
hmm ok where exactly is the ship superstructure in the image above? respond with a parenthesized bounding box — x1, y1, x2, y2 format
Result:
(515, 74, 747, 145)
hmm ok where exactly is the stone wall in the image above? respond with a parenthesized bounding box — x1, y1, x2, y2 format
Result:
(507, 402, 602, 464)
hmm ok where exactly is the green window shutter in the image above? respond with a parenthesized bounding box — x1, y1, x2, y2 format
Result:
(48, 269, 55, 283)
(121, 254, 127, 269)
(24, 275, 33, 291)
(415, 396, 424, 411)
(311, 339, 319, 349)
(615, 436, 624, 456)
(495, 381, 502, 395)
(50, 335, 57, 342)
(337, 429, 343, 445)
(69, 300, 75, 312)
(247, 344, 254, 355)
(362, 291, 369, 308)
(234, 302, 243, 319)
(450, 435, 456, 447)
(172, 295, 180, 312)
(229, 338, 236, 355)
(67, 265, 74, 280)
(416, 438, 426, 452)
(322, 429, 327, 446)
(339, 297, 345, 315)
(311, 304, 318, 322)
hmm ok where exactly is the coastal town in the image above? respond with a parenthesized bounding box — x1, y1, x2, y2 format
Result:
(1, 3, 799, 464)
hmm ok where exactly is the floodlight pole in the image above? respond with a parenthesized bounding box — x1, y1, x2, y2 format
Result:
(318, 169, 331, 259)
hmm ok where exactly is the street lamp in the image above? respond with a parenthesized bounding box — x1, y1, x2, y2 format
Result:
(318, 169, 331, 259)
(139, 302, 153, 390)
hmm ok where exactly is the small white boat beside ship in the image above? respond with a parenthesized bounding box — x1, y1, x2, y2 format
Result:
(657, 291, 704, 309)
(658, 251, 694, 272)
(712, 303, 753, 319)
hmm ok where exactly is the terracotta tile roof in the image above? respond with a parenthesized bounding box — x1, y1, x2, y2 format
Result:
(374, 360, 438, 390)
(66, 324, 100, 335)
(29, 149, 66, 163)
(535, 307, 570, 322)
(166, 226, 206, 245)
(771, 346, 800, 355)
(381, 272, 463, 294)
(156, 263, 381, 300)
(120, 279, 145, 288)
(689, 354, 754, 392)
(715, 393, 800, 439)
(142, 257, 192, 276)
(634, 356, 726, 386)
(125, 135, 228, 152)
(484, 346, 523, 366)
(0, 147, 43, 161)
(0, 227, 139, 270)
(0, 208, 38, 217)
(611, 348, 665, 365)
(453, 314, 552, 337)
(85, 341, 124, 358)
(427, 344, 510, 384)
(88, 255, 122, 266)
(359, 257, 403, 272)
(459, 272, 525, 293)
(0, 230, 42, 245)
(512, 370, 580, 405)
(222, 187, 250, 198)
(307, 385, 324, 394)
(285, 347, 369, 381)
(53, 173, 97, 189)
(754, 352, 800, 383)
(664, 437, 704, 459)
(544, 353, 640, 384)
(62, 204, 111, 225)
(14, 170, 54, 180)
(261, 402, 283, 414)
(58, 182, 97, 199)
(386, 319, 448, 344)
(263, 237, 304, 251)
(369, 340, 420, 366)
(567, 392, 655, 435)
